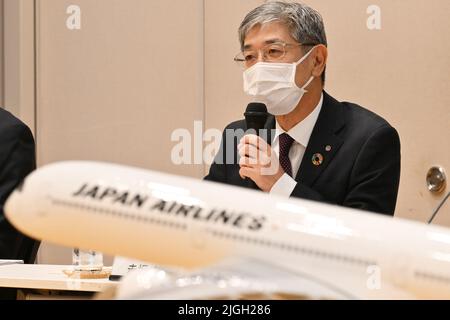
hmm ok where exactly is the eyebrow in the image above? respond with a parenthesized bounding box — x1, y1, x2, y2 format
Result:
(243, 38, 285, 50)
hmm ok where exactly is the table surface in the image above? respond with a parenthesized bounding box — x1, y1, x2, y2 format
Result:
(0, 264, 119, 292)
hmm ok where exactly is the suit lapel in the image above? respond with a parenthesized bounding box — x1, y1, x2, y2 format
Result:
(295, 92, 346, 187)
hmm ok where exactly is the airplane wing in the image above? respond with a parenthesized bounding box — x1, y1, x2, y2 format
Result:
(113, 257, 415, 300)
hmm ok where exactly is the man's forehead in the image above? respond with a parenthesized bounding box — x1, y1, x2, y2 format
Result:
(243, 22, 293, 48)
(243, 38, 286, 50)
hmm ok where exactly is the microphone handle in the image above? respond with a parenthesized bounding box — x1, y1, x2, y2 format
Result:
(244, 125, 264, 191)
(428, 192, 450, 224)
(244, 109, 268, 191)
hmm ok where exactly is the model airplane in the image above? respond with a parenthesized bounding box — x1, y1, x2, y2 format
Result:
(5, 161, 450, 299)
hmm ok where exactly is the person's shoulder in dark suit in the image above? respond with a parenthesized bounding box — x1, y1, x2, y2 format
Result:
(341, 98, 398, 146)
(329, 97, 401, 213)
(0, 108, 36, 259)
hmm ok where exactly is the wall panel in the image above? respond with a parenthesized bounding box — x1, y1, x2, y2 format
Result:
(3, 0, 35, 130)
(35, 0, 204, 264)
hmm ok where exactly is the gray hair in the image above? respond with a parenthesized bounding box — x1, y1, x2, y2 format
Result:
(238, 1, 327, 83)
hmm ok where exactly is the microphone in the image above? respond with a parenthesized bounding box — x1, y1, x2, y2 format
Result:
(244, 103, 268, 132)
(428, 192, 450, 224)
(243, 103, 268, 189)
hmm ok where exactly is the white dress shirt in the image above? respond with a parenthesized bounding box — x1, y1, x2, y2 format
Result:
(270, 93, 323, 197)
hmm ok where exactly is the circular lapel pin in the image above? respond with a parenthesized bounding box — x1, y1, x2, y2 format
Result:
(312, 153, 324, 166)
(325, 145, 332, 152)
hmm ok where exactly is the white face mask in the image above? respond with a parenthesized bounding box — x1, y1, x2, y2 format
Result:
(243, 47, 316, 116)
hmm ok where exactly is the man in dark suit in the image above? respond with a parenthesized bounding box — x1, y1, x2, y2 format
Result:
(0, 108, 36, 260)
(205, 2, 400, 216)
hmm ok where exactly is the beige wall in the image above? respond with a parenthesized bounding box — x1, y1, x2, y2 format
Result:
(310, 0, 450, 226)
(3, 0, 35, 131)
(36, 0, 205, 177)
(3, 0, 449, 264)
(204, 0, 264, 134)
(35, 0, 205, 265)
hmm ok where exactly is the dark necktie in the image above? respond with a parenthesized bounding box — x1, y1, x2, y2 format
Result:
(279, 133, 295, 178)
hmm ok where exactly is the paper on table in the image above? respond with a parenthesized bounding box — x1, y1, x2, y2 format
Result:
(110, 256, 150, 281)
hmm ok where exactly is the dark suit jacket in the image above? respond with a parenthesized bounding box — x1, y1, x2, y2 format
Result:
(0, 108, 37, 260)
(205, 91, 401, 216)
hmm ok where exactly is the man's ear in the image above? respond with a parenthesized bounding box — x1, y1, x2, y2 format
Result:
(312, 45, 328, 78)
